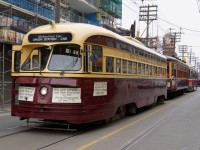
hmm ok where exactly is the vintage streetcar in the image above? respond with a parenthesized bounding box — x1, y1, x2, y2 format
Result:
(166, 56, 189, 97)
(187, 65, 198, 92)
(11, 23, 167, 124)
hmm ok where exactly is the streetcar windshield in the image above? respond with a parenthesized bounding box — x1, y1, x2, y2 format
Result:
(21, 46, 51, 71)
(48, 44, 81, 71)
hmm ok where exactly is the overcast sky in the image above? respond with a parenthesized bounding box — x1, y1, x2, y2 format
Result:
(122, 0, 200, 64)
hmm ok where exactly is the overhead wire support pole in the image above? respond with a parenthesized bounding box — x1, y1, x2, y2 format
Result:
(178, 45, 188, 60)
(139, 4, 158, 47)
(170, 28, 183, 55)
(188, 49, 195, 65)
(195, 57, 199, 68)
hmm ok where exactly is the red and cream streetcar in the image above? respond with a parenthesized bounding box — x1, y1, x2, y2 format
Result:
(11, 23, 167, 124)
(166, 56, 189, 97)
(187, 65, 198, 92)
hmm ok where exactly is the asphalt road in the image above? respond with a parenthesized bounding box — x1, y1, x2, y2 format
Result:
(0, 89, 199, 150)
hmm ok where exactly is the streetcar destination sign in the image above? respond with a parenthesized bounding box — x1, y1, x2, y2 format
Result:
(28, 33, 72, 43)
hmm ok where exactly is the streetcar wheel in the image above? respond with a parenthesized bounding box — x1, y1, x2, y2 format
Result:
(104, 118, 112, 124)
(127, 103, 137, 114)
(119, 106, 126, 118)
(157, 96, 165, 104)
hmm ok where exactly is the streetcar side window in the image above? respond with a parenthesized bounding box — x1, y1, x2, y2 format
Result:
(162, 68, 165, 76)
(149, 65, 152, 75)
(164, 68, 167, 77)
(154, 66, 157, 76)
(133, 62, 137, 74)
(14, 51, 21, 72)
(152, 66, 155, 75)
(128, 61, 132, 74)
(145, 64, 149, 75)
(116, 41, 121, 49)
(92, 45, 102, 72)
(157, 67, 160, 76)
(138, 63, 141, 74)
(141, 63, 145, 75)
(122, 60, 127, 74)
(172, 63, 177, 77)
(106, 57, 114, 73)
(106, 38, 115, 48)
(116, 58, 121, 73)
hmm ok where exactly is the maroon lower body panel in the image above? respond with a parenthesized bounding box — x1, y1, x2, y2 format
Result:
(167, 79, 188, 95)
(11, 77, 167, 124)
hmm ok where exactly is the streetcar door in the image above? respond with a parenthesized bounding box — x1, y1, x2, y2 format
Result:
(83, 44, 91, 72)
(12, 45, 22, 72)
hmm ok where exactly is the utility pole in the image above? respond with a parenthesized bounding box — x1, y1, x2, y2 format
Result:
(195, 57, 199, 68)
(187, 49, 195, 65)
(55, 0, 61, 23)
(178, 45, 188, 61)
(163, 28, 182, 56)
(139, 5, 158, 47)
(197, 62, 200, 73)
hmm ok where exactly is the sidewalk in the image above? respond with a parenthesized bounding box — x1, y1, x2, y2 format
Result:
(0, 104, 11, 114)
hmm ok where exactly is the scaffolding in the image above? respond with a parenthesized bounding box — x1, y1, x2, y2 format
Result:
(100, 0, 122, 19)
(0, 43, 12, 109)
(0, 46, 5, 108)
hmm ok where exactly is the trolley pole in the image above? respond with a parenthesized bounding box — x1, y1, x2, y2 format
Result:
(55, 0, 61, 23)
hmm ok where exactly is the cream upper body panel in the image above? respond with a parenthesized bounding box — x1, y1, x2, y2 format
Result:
(22, 23, 166, 60)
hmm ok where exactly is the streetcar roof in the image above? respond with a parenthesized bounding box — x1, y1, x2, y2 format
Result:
(165, 55, 188, 66)
(187, 64, 197, 71)
(23, 23, 166, 59)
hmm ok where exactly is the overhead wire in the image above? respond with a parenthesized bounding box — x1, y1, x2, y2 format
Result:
(125, 0, 200, 33)
(122, 1, 139, 15)
(158, 17, 200, 33)
(122, 1, 140, 28)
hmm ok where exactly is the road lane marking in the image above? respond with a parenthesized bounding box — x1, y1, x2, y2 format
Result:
(77, 101, 176, 150)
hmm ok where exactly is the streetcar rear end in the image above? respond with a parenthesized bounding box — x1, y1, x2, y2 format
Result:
(166, 56, 189, 98)
(187, 65, 198, 92)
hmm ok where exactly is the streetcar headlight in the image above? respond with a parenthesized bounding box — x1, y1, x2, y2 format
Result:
(40, 86, 48, 95)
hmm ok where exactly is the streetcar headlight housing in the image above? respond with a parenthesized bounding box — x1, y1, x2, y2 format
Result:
(40, 86, 48, 95)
